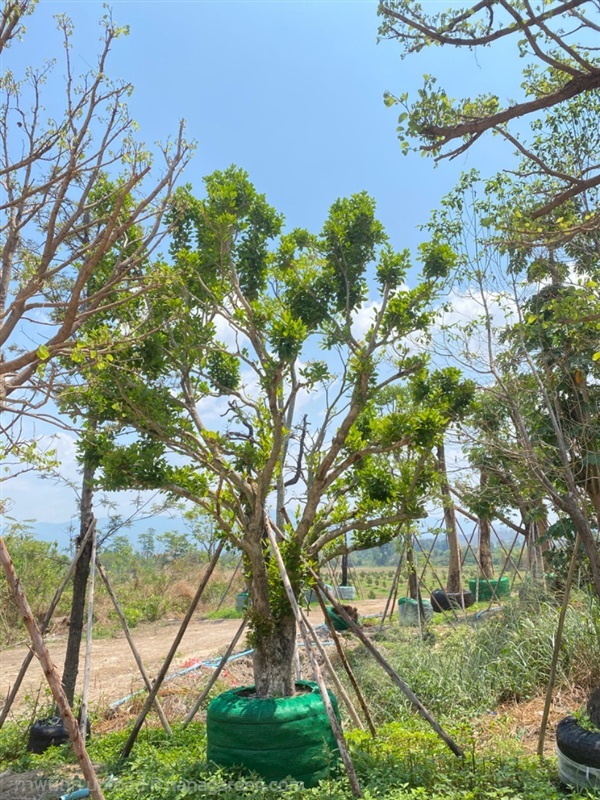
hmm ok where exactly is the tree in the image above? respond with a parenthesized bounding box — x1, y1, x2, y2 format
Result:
(87, 166, 458, 697)
(379, 0, 600, 221)
(0, 1, 190, 430)
(0, 0, 190, 709)
(423, 165, 600, 599)
(410, 367, 476, 592)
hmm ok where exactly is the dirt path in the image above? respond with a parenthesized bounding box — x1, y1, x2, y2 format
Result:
(0, 599, 387, 717)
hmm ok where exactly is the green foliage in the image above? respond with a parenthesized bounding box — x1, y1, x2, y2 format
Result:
(418, 241, 457, 280)
(348, 593, 600, 725)
(0, 523, 69, 643)
(0, 700, 593, 799)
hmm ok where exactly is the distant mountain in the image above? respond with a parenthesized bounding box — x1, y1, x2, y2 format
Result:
(30, 516, 188, 551)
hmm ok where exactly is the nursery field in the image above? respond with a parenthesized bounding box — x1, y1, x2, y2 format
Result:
(2, 588, 600, 799)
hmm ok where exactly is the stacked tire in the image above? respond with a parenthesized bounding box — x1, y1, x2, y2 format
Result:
(430, 589, 474, 613)
(468, 576, 511, 601)
(207, 681, 340, 788)
(398, 597, 433, 625)
(556, 716, 600, 790)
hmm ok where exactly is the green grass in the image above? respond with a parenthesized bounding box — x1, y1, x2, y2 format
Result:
(3, 589, 600, 799)
(345, 589, 600, 726)
(205, 606, 244, 620)
(0, 717, 594, 799)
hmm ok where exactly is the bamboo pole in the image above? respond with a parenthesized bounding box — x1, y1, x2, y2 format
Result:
(120, 540, 225, 760)
(537, 534, 580, 757)
(307, 564, 464, 758)
(314, 587, 377, 737)
(412, 536, 461, 621)
(96, 558, 172, 734)
(380, 544, 404, 630)
(79, 523, 97, 737)
(265, 521, 363, 798)
(0, 520, 96, 728)
(183, 618, 247, 727)
(298, 606, 364, 730)
(0, 537, 105, 800)
(215, 556, 242, 613)
(294, 644, 302, 680)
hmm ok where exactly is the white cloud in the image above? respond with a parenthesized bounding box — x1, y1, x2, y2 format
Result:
(351, 299, 381, 340)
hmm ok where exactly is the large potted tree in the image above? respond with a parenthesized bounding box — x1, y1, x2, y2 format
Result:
(87, 167, 465, 785)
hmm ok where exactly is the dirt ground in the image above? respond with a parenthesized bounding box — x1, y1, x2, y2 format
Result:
(0, 599, 386, 718)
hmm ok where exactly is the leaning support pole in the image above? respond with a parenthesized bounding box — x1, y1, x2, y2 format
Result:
(215, 556, 242, 613)
(120, 540, 225, 760)
(183, 618, 247, 727)
(0, 537, 105, 800)
(537, 534, 580, 757)
(380, 544, 404, 630)
(0, 520, 95, 728)
(307, 564, 464, 758)
(96, 558, 172, 734)
(298, 606, 364, 730)
(265, 521, 363, 799)
(315, 586, 377, 737)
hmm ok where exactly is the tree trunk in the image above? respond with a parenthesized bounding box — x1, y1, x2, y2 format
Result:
(246, 527, 297, 698)
(478, 517, 494, 580)
(406, 541, 418, 600)
(563, 494, 600, 601)
(537, 515, 553, 572)
(341, 549, 349, 587)
(0, 537, 105, 800)
(61, 461, 95, 707)
(437, 443, 462, 593)
(252, 612, 297, 697)
(478, 470, 494, 580)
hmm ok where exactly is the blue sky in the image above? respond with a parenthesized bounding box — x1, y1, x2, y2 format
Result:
(4, 0, 523, 532)
(11, 1, 519, 244)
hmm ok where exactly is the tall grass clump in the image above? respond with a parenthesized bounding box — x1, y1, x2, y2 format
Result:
(347, 590, 600, 725)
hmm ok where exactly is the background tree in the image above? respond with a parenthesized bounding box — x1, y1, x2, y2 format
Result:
(1, 0, 190, 709)
(410, 367, 476, 592)
(85, 166, 458, 697)
(379, 0, 600, 221)
(0, 2, 190, 436)
(423, 159, 600, 598)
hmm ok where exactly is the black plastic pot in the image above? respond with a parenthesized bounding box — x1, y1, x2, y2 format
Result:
(27, 715, 90, 754)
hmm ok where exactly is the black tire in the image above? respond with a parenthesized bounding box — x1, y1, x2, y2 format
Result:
(430, 589, 450, 612)
(430, 589, 474, 612)
(556, 716, 600, 768)
(207, 681, 340, 787)
(27, 715, 90, 754)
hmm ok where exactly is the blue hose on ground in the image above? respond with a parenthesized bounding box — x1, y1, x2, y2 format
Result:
(60, 788, 90, 800)
(109, 626, 336, 709)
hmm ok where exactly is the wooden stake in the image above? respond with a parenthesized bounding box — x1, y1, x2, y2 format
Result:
(298, 606, 364, 730)
(0, 536, 105, 800)
(120, 540, 224, 760)
(315, 587, 377, 737)
(265, 521, 363, 798)
(215, 556, 242, 612)
(96, 558, 172, 734)
(79, 522, 97, 736)
(380, 544, 404, 630)
(537, 534, 580, 757)
(307, 565, 464, 758)
(294, 643, 302, 680)
(0, 520, 95, 728)
(183, 618, 247, 727)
